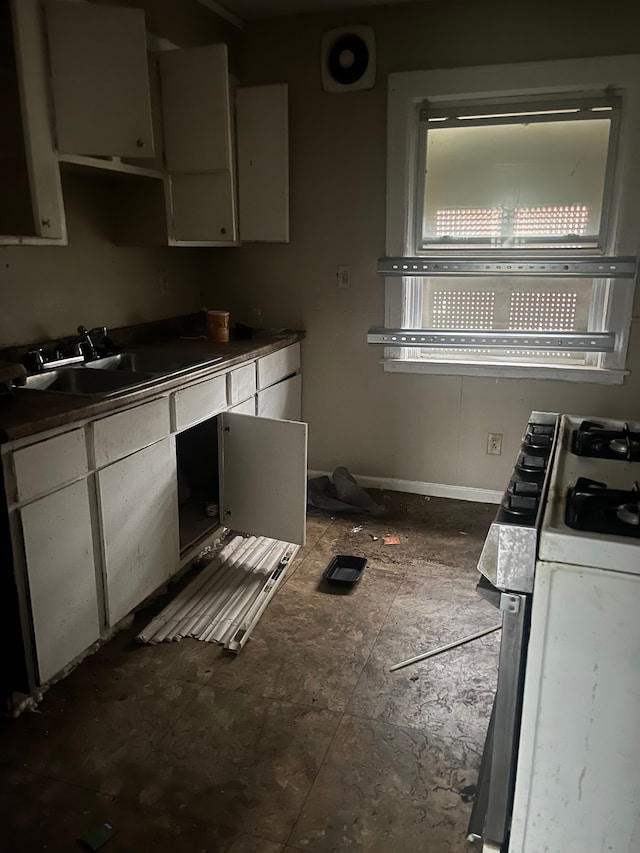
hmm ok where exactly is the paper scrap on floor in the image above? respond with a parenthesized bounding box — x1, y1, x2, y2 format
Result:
(137, 535, 298, 654)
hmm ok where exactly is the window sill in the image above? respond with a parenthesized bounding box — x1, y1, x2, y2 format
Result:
(381, 357, 627, 384)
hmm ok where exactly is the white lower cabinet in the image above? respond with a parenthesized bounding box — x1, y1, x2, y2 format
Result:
(228, 397, 256, 415)
(97, 437, 179, 627)
(219, 411, 307, 545)
(20, 479, 100, 684)
(256, 373, 301, 421)
(5, 344, 305, 694)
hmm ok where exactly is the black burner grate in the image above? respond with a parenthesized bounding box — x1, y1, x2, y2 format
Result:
(572, 421, 640, 461)
(566, 477, 640, 538)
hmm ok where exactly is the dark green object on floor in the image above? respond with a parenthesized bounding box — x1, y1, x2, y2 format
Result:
(77, 821, 117, 851)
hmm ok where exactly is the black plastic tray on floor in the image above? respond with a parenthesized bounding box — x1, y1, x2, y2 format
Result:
(323, 555, 367, 585)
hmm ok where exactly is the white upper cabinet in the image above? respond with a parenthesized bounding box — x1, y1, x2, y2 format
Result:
(236, 84, 289, 243)
(169, 172, 236, 243)
(4, 3, 289, 247)
(45, 1, 155, 158)
(160, 44, 232, 173)
(1, 0, 66, 243)
(159, 44, 237, 244)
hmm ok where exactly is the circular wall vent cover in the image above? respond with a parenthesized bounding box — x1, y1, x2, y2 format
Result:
(321, 25, 376, 92)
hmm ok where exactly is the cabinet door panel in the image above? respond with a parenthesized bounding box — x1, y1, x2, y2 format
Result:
(172, 375, 228, 433)
(228, 363, 257, 406)
(98, 438, 179, 626)
(228, 398, 255, 415)
(13, 428, 87, 503)
(220, 412, 307, 545)
(159, 44, 231, 173)
(237, 84, 289, 243)
(256, 342, 300, 390)
(93, 397, 170, 469)
(21, 480, 99, 684)
(12, 0, 66, 239)
(46, 2, 154, 157)
(169, 173, 236, 244)
(257, 374, 301, 421)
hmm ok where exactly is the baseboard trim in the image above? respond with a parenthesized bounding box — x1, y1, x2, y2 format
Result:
(307, 470, 502, 505)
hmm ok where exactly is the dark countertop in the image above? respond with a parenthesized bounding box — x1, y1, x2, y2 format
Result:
(0, 332, 304, 444)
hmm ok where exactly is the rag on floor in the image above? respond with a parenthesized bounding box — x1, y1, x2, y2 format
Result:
(307, 466, 385, 516)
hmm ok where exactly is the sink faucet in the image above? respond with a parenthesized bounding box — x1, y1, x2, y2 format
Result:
(22, 326, 113, 371)
(75, 326, 108, 360)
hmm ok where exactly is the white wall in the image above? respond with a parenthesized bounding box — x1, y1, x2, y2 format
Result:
(204, 0, 640, 493)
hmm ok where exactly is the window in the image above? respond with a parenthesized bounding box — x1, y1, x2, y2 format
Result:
(418, 98, 617, 251)
(379, 57, 640, 382)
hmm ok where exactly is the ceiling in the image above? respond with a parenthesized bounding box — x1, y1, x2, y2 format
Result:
(205, 0, 411, 24)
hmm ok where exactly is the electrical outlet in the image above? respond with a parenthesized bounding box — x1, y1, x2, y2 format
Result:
(337, 264, 351, 289)
(159, 271, 169, 297)
(487, 432, 503, 455)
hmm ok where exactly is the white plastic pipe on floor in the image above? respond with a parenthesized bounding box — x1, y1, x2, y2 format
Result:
(137, 536, 244, 643)
(171, 536, 259, 639)
(145, 536, 248, 643)
(199, 540, 282, 640)
(138, 535, 297, 651)
(185, 537, 274, 638)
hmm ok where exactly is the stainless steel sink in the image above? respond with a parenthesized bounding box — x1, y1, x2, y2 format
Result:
(22, 368, 156, 396)
(85, 350, 223, 375)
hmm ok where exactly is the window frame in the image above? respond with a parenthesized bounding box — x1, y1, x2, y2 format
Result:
(415, 95, 620, 253)
(384, 56, 640, 383)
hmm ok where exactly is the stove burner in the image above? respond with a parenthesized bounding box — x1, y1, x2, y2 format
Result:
(617, 503, 640, 526)
(566, 477, 640, 538)
(610, 437, 640, 456)
(572, 420, 640, 461)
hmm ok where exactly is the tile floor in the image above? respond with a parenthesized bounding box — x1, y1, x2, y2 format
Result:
(0, 491, 499, 852)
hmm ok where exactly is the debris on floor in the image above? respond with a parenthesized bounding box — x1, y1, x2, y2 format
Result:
(307, 467, 385, 516)
(383, 535, 401, 545)
(390, 623, 502, 671)
(351, 525, 364, 533)
(322, 555, 367, 586)
(137, 535, 298, 653)
(460, 784, 477, 804)
(77, 820, 117, 851)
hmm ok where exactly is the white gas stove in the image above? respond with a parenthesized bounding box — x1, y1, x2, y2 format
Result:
(539, 415, 640, 573)
(470, 413, 640, 853)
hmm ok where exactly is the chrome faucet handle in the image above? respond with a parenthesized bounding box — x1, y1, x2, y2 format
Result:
(23, 348, 46, 371)
(76, 326, 98, 359)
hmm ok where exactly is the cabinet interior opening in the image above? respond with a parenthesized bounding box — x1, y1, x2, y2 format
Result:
(175, 417, 220, 555)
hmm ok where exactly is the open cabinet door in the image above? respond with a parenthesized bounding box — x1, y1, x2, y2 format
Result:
(236, 84, 289, 242)
(159, 43, 237, 244)
(12, 0, 66, 239)
(219, 412, 307, 545)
